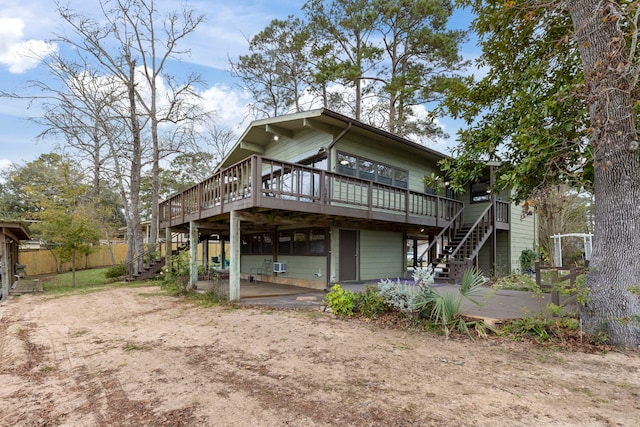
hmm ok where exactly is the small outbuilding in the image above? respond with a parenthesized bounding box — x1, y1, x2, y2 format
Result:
(1, 221, 32, 300)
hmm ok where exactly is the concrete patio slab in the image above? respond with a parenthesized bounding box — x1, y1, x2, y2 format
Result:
(198, 278, 566, 323)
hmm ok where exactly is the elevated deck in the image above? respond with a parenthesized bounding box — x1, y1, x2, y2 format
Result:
(160, 155, 466, 231)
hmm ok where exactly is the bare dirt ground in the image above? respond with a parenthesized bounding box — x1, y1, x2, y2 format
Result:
(1, 285, 639, 427)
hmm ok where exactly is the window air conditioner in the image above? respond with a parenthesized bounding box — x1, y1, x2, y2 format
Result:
(273, 262, 287, 273)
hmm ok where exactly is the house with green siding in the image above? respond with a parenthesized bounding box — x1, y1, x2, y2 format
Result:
(159, 109, 536, 299)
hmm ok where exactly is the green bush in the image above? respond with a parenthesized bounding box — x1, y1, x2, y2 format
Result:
(105, 264, 127, 278)
(161, 251, 191, 291)
(519, 249, 538, 273)
(324, 284, 356, 317)
(491, 274, 540, 292)
(353, 285, 387, 317)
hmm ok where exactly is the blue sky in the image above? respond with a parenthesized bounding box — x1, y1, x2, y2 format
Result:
(0, 0, 479, 172)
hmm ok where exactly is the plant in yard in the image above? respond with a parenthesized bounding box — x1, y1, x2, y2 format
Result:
(413, 268, 488, 338)
(353, 285, 387, 318)
(324, 284, 356, 317)
(161, 251, 191, 292)
(105, 264, 127, 279)
(490, 274, 540, 292)
(412, 267, 435, 287)
(519, 249, 538, 274)
(377, 278, 418, 313)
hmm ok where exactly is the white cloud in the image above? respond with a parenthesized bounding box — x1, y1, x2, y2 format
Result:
(0, 158, 12, 175)
(0, 18, 57, 73)
(200, 85, 253, 131)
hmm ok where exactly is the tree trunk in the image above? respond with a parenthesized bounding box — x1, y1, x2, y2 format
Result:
(71, 248, 77, 287)
(128, 58, 145, 276)
(569, 0, 640, 347)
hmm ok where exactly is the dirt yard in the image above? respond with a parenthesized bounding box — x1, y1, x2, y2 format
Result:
(1, 286, 639, 426)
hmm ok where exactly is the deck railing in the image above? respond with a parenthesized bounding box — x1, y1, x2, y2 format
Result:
(159, 155, 465, 228)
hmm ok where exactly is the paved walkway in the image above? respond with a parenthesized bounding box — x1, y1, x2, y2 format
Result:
(197, 279, 564, 324)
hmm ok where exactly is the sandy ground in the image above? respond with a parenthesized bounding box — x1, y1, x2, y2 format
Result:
(1, 286, 639, 427)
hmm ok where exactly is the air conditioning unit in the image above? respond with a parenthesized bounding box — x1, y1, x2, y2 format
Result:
(273, 262, 287, 273)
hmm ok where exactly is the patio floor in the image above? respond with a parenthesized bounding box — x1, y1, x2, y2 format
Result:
(196, 279, 567, 324)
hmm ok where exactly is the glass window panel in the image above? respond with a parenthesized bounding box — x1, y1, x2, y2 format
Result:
(263, 233, 273, 254)
(337, 153, 356, 176)
(377, 164, 393, 185)
(358, 159, 375, 180)
(278, 232, 292, 254)
(293, 231, 308, 254)
(471, 181, 490, 203)
(241, 237, 250, 254)
(250, 234, 262, 254)
(309, 228, 326, 255)
(394, 168, 408, 188)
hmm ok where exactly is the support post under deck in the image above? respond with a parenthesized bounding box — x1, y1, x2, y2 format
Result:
(229, 211, 241, 301)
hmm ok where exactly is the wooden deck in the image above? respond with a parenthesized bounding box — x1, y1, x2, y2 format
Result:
(159, 155, 467, 230)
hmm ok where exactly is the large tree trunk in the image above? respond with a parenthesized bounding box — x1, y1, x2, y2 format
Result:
(128, 59, 145, 276)
(569, 1, 640, 347)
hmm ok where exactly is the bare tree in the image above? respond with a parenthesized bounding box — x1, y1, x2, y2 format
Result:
(53, 0, 206, 274)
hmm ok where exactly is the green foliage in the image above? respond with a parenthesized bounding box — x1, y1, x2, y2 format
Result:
(41, 267, 113, 294)
(491, 274, 540, 292)
(184, 287, 227, 307)
(231, 0, 467, 138)
(519, 249, 538, 273)
(324, 284, 357, 317)
(440, 1, 587, 201)
(353, 285, 387, 318)
(502, 316, 580, 344)
(105, 264, 127, 279)
(413, 268, 486, 337)
(161, 251, 191, 292)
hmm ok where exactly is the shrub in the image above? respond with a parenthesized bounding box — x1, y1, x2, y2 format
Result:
(491, 274, 539, 292)
(161, 251, 191, 291)
(413, 268, 487, 338)
(105, 264, 127, 278)
(377, 278, 418, 313)
(324, 284, 356, 317)
(519, 249, 538, 274)
(353, 285, 387, 317)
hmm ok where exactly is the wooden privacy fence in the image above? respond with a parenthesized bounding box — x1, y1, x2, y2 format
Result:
(535, 260, 588, 305)
(19, 244, 128, 276)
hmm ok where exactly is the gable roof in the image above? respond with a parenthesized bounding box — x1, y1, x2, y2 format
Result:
(217, 108, 449, 170)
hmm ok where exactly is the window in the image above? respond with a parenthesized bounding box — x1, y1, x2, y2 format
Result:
(278, 231, 292, 254)
(337, 153, 356, 176)
(337, 152, 408, 189)
(394, 169, 408, 189)
(358, 159, 375, 180)
(242, 230, 326, 256)
(250, 234, 262, 254)
(293, 231, 308, 253)
(241, 233, 275, 255)
(309, 228, 326, 255)
(377, 164, 393, 185)
(274, 228, 327, 256)
(471, 181, 490, 203)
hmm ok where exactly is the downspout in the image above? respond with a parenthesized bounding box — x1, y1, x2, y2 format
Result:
(326, 121, 352, 170)
(326, 121, 351, 289)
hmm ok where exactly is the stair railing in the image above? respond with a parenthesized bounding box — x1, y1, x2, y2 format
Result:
(448, 203, 494, 263)
(420, 206, 465, 266)
(125, 243, 163, 281)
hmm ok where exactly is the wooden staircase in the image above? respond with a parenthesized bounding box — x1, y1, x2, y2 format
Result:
(424, 203, 495, 282)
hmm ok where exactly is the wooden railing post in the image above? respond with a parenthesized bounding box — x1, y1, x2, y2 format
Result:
(251, 155, 259, 206)
(405, 188, 410, 222)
